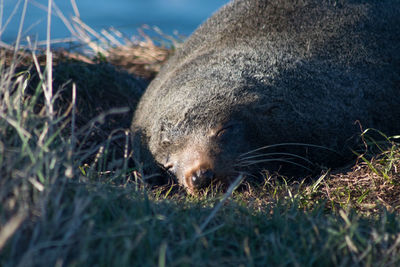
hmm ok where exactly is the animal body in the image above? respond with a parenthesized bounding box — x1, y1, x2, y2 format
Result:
(131, 0, 400, 194)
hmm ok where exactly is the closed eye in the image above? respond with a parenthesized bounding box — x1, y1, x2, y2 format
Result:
(216, 124, 236, 138)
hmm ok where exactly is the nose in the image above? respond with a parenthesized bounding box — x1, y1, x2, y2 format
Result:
(170, 144, 217, 193)
(185, 167, 215, 190)
(190, 169, 215, 188)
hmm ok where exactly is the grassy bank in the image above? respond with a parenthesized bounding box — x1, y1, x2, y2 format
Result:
(1, 4, 400, 266)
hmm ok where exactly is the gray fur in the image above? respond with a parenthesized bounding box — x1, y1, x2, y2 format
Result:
(131, 0, 400, 192)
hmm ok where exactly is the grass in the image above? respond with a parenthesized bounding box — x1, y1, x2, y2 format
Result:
(1, 2, 400, 266)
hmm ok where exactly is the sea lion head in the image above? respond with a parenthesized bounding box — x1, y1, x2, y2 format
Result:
(144, 100, 260, 194)
(131, 56, 269, 193)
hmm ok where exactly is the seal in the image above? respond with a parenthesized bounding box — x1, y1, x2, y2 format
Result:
(131, 0, 400, 194)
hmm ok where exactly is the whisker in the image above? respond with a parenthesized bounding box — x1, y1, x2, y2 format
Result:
(239, 142, 340, 158)
(238, 152, 314, 166)
(236, 158, 313, 172)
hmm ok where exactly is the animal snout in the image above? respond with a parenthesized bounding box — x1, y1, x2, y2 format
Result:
(166, 143, 220, 193)
(187, 168, 215, 188)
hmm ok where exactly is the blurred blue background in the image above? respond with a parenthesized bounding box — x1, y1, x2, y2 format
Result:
(1, 0, 229, 45)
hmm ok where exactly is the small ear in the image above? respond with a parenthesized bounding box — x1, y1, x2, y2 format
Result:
(159, 121, 172, 147)
(161, 137, 172, 147)
(160, 121, 166, 132)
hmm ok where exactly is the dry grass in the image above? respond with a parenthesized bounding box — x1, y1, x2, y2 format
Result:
(107, 39, 171, 79)
(320, 143, 400, 214)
